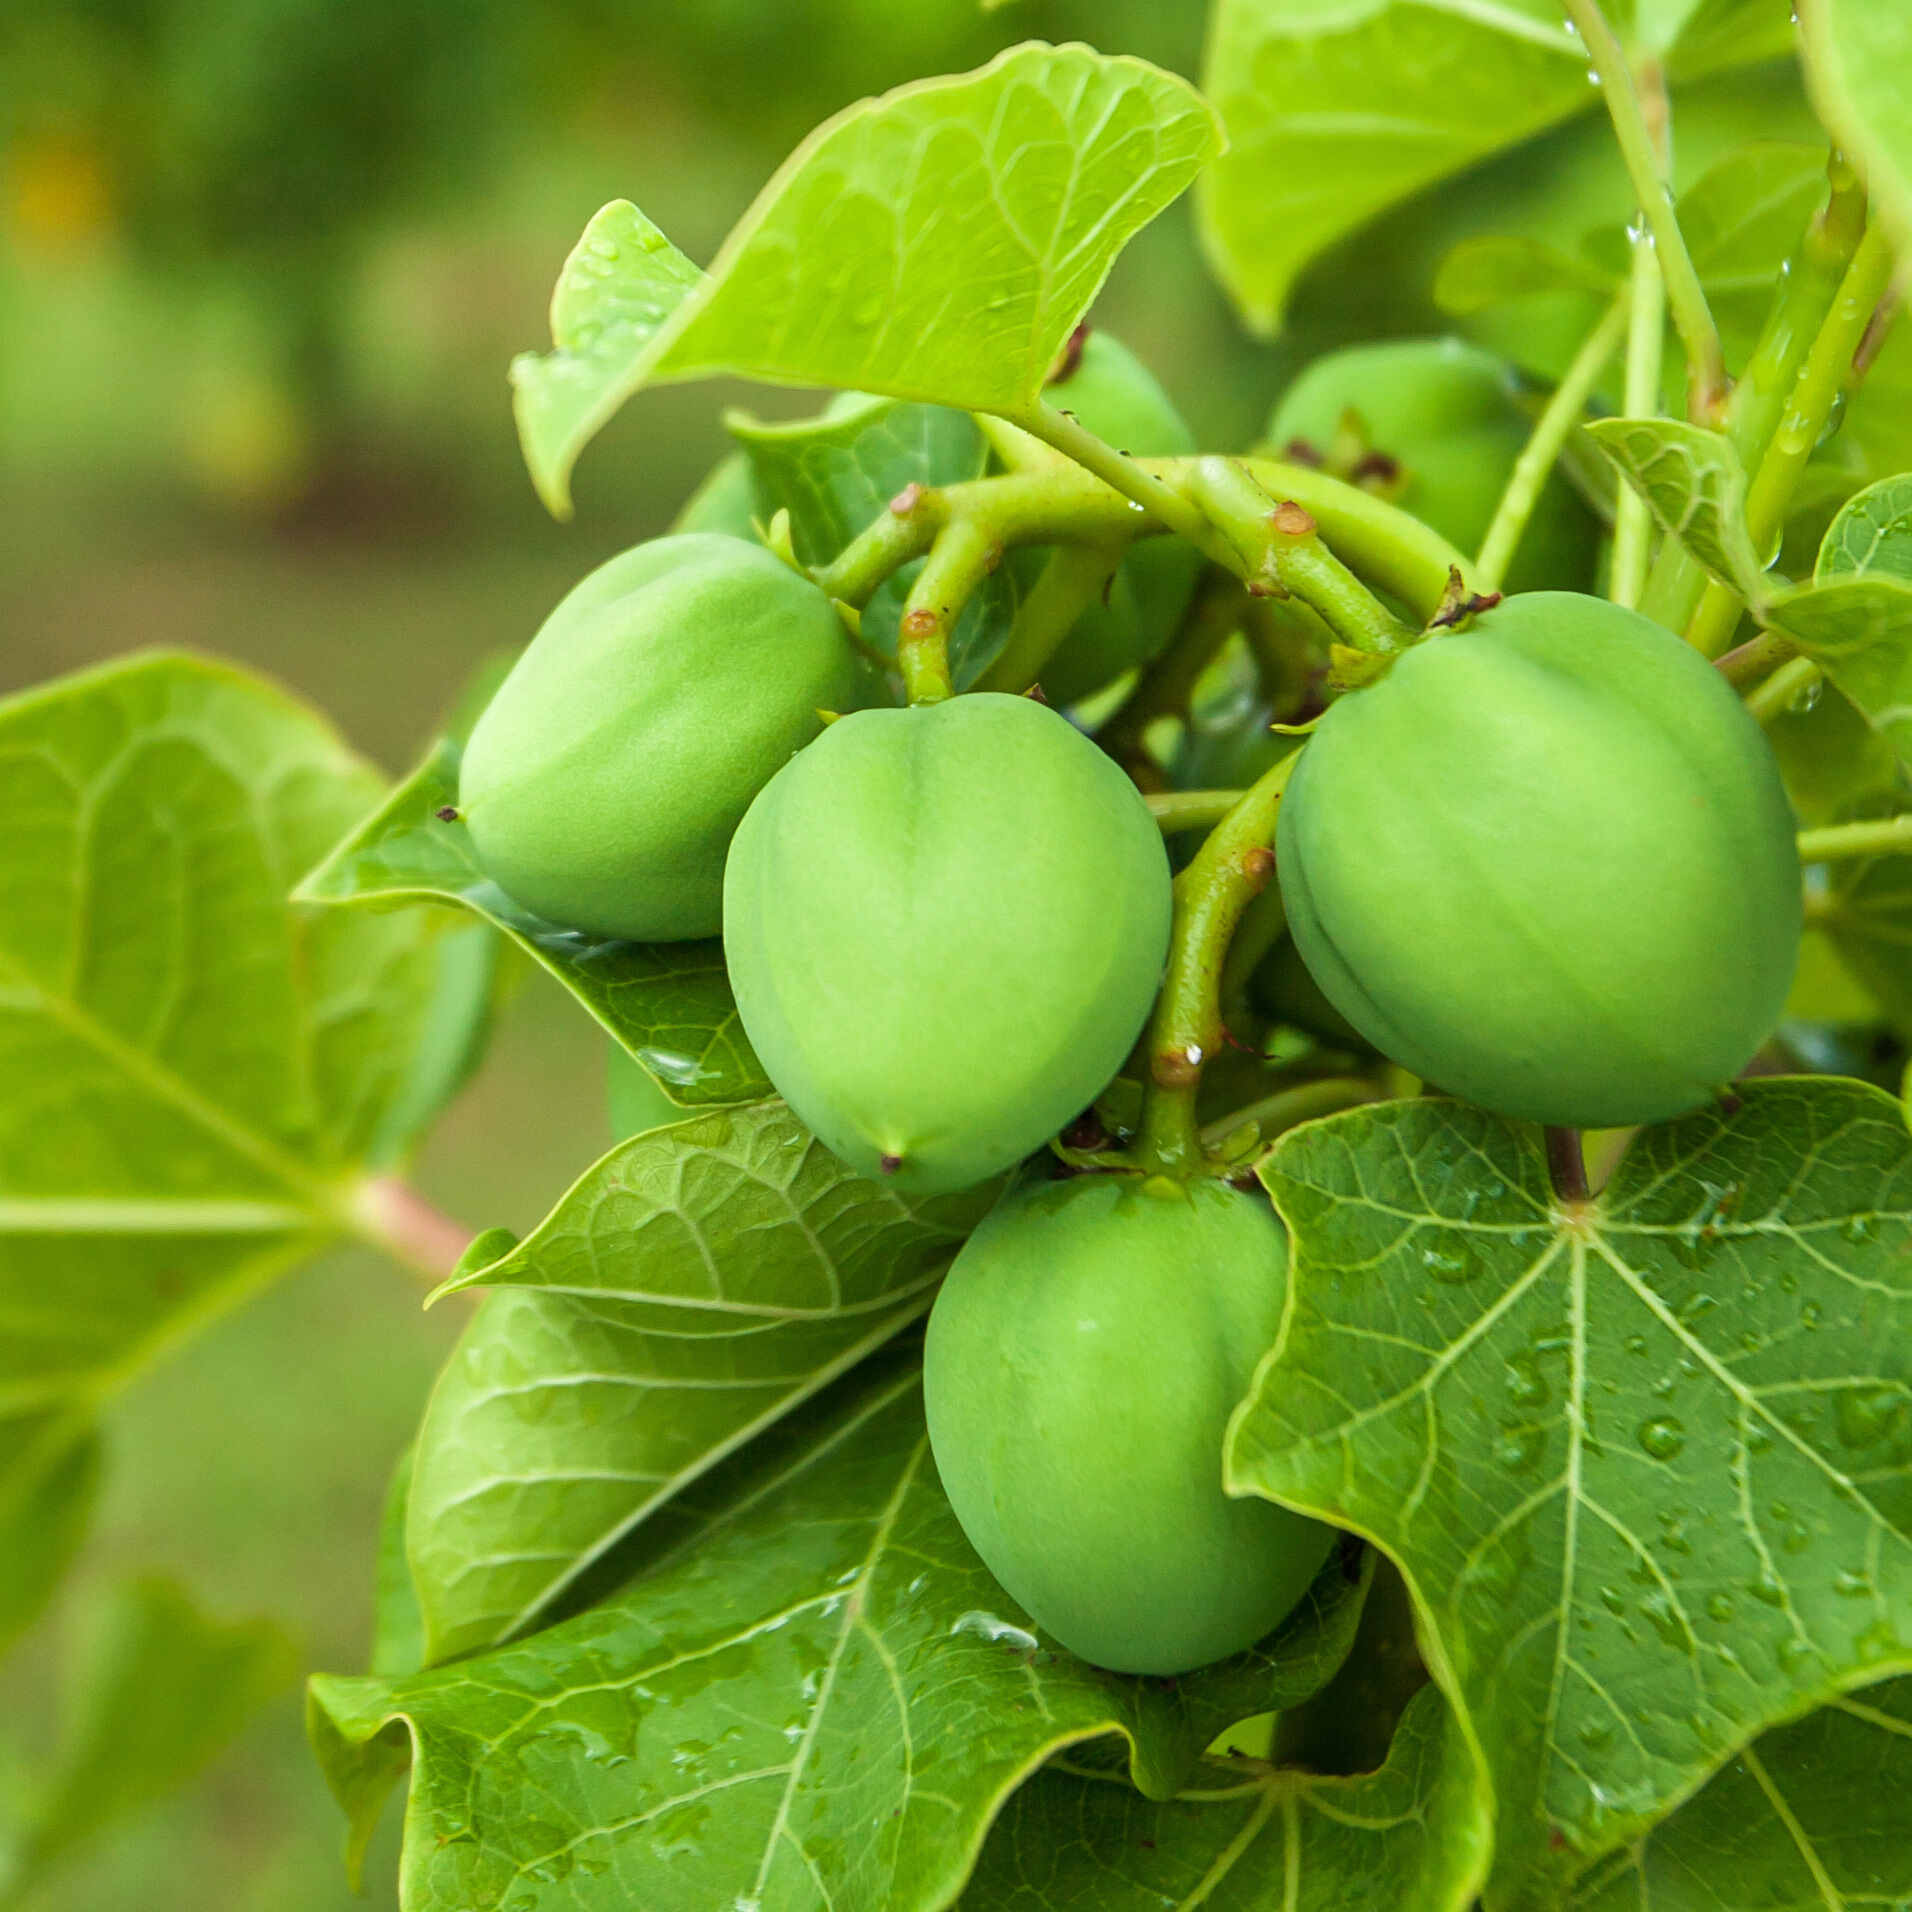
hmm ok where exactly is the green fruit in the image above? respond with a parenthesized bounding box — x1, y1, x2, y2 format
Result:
(723, 692, 1171, 1194)
(460, 532, 859, 943)
(1040, 333, 1204, 706)
(1278, 592, 1802, 1128)
(1266, 338, 1599, 595)
(607, 1044, 684, 1142)
(924, 1174, 1336, 1674)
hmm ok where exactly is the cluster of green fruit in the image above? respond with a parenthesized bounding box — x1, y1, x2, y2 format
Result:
(457, 334, 1804, 1676)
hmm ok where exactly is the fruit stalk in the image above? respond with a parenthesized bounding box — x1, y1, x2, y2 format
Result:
(1137, 752, 1298, 1174)
(898, 516, 1002, 703)
(1562, 0, 1725, 419)
(1610, 233, 1667, 609)
(1795, 814, 1912, 863)
(972, 540, 1123, 693)
(1474, 296, 1627, 594)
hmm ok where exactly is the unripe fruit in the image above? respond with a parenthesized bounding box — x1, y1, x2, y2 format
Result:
(1277, 593, 1802, 1128)
(1040, 333, 1204, 706)
(1267, 338, 1599, 595)
(460, 533, 860, 943)
(924, 1174, 1336, 1674)
(723, 692, 1171, 1194)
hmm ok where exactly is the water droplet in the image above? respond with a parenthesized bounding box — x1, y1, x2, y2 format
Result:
(1600, 1585, 1627, 1616)
(1855, 1617, 1902, 1663)
(1640, 1590, 1687, 1649)
(1788, 676, 1824, 715)
(1833, 1569, 1873, 1598)
(1837, 1386, 1907, 1449)
(1622, 1334, 1648, 1356)
(1801, 1302, 1823, 1329)
(1580, 1718, 1613, 1747)
(1779, 1637, 1820, 1678)
(1505, 1358, 1549, 1410)
(1495, 1425, 1545, 1471)
(1707, 1593, 1736, 1623)
(1745, 1424, 1773, 1454)
(1841, 1212, 1876, 1244)
(1748, 1572, 1786, 1607)
(1781, 1521, 1813, 1555)
(1638, 1416, 1686, 1460)
(1421, 1244, 1473, 1282)
(950, 1610, 1040, 1653)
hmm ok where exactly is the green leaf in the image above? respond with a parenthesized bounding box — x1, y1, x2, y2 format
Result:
(1433, 235, 1619, 317)
(0, 652, 435, 1601)
(1677, 142, 1831, 345)
(372, 1445, 426, 1681)
(1660, 0, 1800, 77)
(1584, 417, 1769, 597)
(508, 201, 709, 521)
(1766, 573, 1912, 771)
(0, 1413, 98, 1657)
(1230, 1082, 1912, 1909)
(1198, 0, 1593, 335)
(2, 1577, 298, 1902)
(1810, 803, 1912, 1034)
(407, 1101, 1001, 1663)
(314, 1351, 1372, 1912)
(1569, 1674, 1912, 1908)
(959, 1684, 1491, 1912)
(512, 43, 1221, 514)
(296, 734, 767, 1106)
(1798, 0, 1912, 256)
(1817, 473, 1912, 583)
(729, 395, 1022, 688)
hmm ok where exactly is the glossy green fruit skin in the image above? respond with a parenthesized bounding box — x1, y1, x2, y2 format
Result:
(460, 533, 859, 943)
(723, 693, 1171, 1194)
(1041, 334, 1204, 706)
(1278, 592, 1803, 1128)
(1267, 338, 1599, 596)
(924, 1175, 1336, 1674)
(607, 1044, 684, 1142)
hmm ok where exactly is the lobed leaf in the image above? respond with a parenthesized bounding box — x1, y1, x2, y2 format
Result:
(314, 1351, 1372, 1912)
(513, 43, 1221, 514)
(295, 735, 767, 1105)
(1584, 417, 1768, 597)
(408, 1102, 1001, 1663)
(1231, 1082, 1912, 1908)
(958, 1684, 1491, 1912)
(1568, 1673, 1912, 1908)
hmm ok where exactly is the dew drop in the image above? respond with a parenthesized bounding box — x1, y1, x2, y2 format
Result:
(1505, 1358, 1549, 1410)
(1638, 1416, 1686, 1460)
(1421, 1244, 1473, 1282)
(1781, 1521, 1814, 1556)
(1837, 1386, 1906, 1449)
(1832, 1569, 1873, 1598)
(1600, 1585, 1627, 1616)
(1623, 1334, 1648, 1356)
(1801, 1302, 1823, 1328)
(1778, 1637, 1820, 1677)
(1707, 1593, 1736, 1623)
(1748, 1572, 1786, 1607)
(1495, 1426, 1544, 1472)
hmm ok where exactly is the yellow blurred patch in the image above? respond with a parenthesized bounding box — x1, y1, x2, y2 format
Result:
(5, 132, 114, 254)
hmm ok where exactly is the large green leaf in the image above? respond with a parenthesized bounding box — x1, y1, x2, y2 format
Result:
(1230, 1083, 1912, 1910)
(0, 652, 435, 1607)
(1569, 1674, 1912, 1908)
(512, 42, 1222, 514)
(407, 1102, 1000, 1663)
(1798, 0, 1912, 254)
(728, 395, 1027, 689)
(958, 1684, 1491, 1912)
(1198, 0, 1593, 335)
(313, 1351, 1372, 1911)
(0, 1413, 98, 1657)
(0, 1577, 297, 1904)
(296, 734, 766, 1106)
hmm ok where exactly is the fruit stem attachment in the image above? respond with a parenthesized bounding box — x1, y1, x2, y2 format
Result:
(1796, 814, 1912, 863)
(1562, 0, 1725, 420)
(898, 516, 1002, 703)
(1147, 788, 1249, 834)
(1744, 657, 1823, 727)
(1188, 458, 1413, 656)
(346, 1175, 479, 1284)
(1475, 295, 1628, 594)
(1135, 752, 1299, 1176)
(973, 540, 1123, 694)
(1544, 1126, 1590, 1206)
(1715, 627, 1799, 687)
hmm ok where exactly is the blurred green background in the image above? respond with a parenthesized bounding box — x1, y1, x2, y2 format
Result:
(0, 4, 1252, 1906)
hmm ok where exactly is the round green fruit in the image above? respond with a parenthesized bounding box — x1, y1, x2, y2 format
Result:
(723, 692, 1171, 1194)
(607, 1044, 684, 1142)
(460, 532, 860, 943)
(1266, 338, 1599, 595)
(1040, 333, 1204, 707)
(924, 1174, 1336, 1674)
(1277, 592, 1802, 1128)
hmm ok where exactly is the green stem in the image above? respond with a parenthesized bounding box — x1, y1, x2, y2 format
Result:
(1015, 398, 1241, 573)
(1716, 627, 1799, 686)
(1610, 231, 1667, 609)
(973, 541, 1123, 694)
(1563, 0, 1725, 417)
(1640, 155, 1870, 634)
(897, 516, 1001, 704)
(1796, 813, 1912, 863)
(1199, 1078, 1375, 1150)
(1189, 458, 1412, 655)
(1136, 753, 1299, 1175)
(1744, 656, 1822, 727)
(1148, 788, 1249, 834)
(1099, 570, 1249, 786)
(813, 485, 942, 604)
(1476, 296, 1629, 592)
